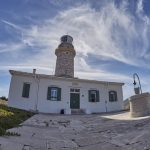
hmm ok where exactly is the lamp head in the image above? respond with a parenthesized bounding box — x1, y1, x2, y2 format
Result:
(133, 80, 136, 85)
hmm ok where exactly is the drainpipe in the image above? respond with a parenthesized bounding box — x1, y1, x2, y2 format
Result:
(33, 69, 40, 112)
(105, 82, 109, 113)
(105, 100, 108, 113)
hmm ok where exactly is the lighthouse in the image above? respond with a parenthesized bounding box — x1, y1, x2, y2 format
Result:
(55, 35, 76, 78)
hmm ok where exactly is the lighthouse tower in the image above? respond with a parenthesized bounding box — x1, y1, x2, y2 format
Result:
(55, 35, 76, 78)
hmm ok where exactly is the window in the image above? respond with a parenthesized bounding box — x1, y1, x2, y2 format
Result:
(22, 83, 30, 98)
(47, 87, 61, 101)
(62, 36, 67, 42)
(51, 88, 57, 100)
(70, 88, 74, 92)
(75, 89, 80, 92)
(70, 88, 80, 93)
(109, 91, 117, 102)
(89, 90, 99, 102)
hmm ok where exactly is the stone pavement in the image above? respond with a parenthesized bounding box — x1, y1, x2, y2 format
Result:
(0, 111, 150, 150)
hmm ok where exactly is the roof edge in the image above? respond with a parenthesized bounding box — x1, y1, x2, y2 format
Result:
(9, 70, 124, 86)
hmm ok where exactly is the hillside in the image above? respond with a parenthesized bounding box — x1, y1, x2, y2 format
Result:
(0, 100, 34, 135)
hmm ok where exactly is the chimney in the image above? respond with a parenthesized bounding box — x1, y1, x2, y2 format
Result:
(33, 69, 36, 75)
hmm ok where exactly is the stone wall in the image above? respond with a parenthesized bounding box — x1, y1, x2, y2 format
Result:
(55, 43, 76, 78)
(123, 99, 130, 110)
(129, 92, 150, 117)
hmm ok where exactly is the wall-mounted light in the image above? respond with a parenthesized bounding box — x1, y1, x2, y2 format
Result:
(133, 73, 142, 95)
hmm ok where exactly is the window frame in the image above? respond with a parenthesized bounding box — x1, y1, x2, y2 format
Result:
(50, 88, 58, 101)
(70, 88, 80, 93)
(22, 82, 31, 98)
(109, 91, 117, 102)
(47, 87, 61, 101)
(89, 90, 99, 102)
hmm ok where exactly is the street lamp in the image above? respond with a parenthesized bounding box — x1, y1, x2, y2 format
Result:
(133, 73, 142, 95)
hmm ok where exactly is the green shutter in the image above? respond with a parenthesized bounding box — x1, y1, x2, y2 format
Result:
(22, 84, 25, 97)
(109, 91, 112, 102)
(26, 84, 30, 98)
(96, 90, 99, 102)
(115, 91, 118, 101)
(47, 87, 51, 100)
(57, 88, 61, 101)
(22, 83, 30, 98)
(88, 90, 91, 102)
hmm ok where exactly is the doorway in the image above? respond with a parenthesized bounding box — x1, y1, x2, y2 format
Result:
(70, 88, 80, 109)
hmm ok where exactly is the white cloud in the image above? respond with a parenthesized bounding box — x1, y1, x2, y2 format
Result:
(1, 1, 149, 64)
(1, 19, 22, 31)
(0, 87, 9, 97)
(0, 43, 24, 53)
(0, 1, 150, 98)
(16, 1, 150, 68)
(137, 0, 144, 14)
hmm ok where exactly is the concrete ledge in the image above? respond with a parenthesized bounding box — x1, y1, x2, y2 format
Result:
(64, 109, 71, 115)
(129, 92, 149, 100)
(85, 109, 91, 114)
(129, 92, 150, 117)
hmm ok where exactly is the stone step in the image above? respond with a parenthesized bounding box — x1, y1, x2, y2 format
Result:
(71, 109, 85, 114)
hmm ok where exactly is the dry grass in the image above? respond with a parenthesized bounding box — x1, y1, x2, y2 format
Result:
(0, 99, 7, 105)
(0, 101, 35, 136)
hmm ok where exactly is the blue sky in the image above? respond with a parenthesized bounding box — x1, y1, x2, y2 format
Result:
(0, 0, 150, 99)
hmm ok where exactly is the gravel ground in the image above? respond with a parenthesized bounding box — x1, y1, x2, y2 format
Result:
(0, 111, 150, 150)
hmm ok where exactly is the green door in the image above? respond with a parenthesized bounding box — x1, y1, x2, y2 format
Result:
(70, 93, 80, 109)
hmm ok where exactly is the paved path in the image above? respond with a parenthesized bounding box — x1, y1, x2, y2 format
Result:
(0, 111, 150, 150)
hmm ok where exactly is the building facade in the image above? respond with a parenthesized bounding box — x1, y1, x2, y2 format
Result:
(8, 35, 124, 114)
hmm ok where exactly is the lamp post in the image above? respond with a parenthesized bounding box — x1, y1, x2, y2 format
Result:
(133, 73, 142, 95)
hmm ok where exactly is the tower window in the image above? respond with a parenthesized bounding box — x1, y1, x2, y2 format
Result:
(62, 36, 67, 42)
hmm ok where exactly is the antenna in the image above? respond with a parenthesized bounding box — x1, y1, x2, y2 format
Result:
(66, 31, 69, 35)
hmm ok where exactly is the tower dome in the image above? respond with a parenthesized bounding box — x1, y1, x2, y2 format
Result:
(55, 35, 76, 78)
(61, 35, 73, 44)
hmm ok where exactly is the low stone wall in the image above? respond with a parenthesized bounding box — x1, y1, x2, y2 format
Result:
(129, 92, 150, 117)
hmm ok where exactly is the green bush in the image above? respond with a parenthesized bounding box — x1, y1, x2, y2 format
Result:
(0, 96, 8, 101)
(0, 127, 6, 135)
(0, 104, 34, 136)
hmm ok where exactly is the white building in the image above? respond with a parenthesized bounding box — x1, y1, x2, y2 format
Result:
(8, 35, 124, 114)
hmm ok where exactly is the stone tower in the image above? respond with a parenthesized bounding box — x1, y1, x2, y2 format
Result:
(55, 35, 76, 78)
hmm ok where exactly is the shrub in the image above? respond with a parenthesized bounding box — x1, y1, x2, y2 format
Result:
(0, 96, 8, 101)
(0, 104, 34, 136)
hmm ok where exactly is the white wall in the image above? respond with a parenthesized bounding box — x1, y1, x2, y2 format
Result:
(8, 75, 37, 111)
(107, 84, 123, 112)
(8, 74, 123, 114)
(37, 78, 71, 113)
(77, 82, 123, 113)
